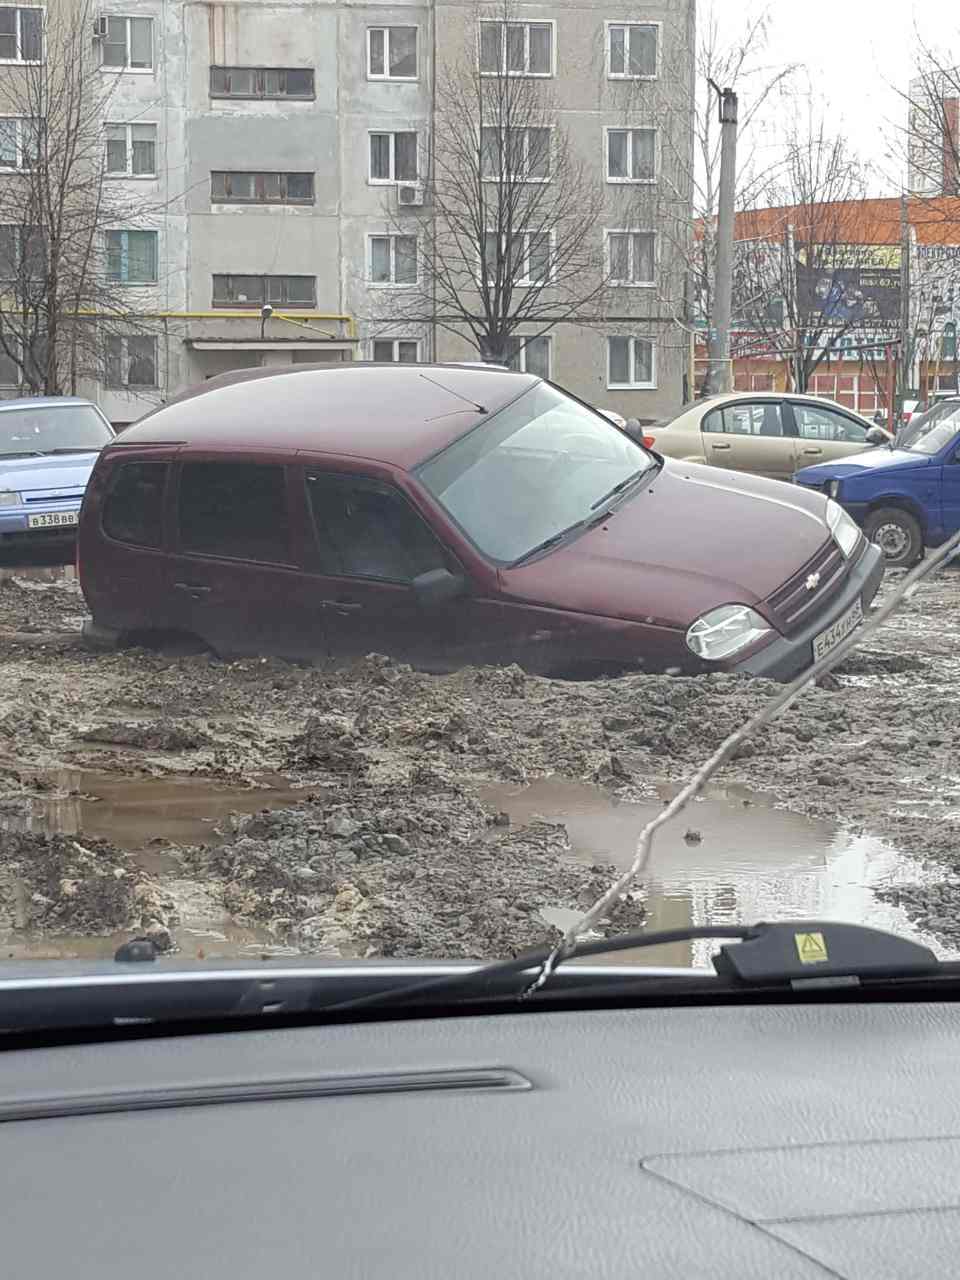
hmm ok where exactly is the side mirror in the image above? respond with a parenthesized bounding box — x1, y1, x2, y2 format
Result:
(412, 567, 468, 607)
(865, 426, 890, 445)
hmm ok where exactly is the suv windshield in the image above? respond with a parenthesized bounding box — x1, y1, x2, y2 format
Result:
(0, 406, 113, 456)
(898, 401, 960, 455)
(417, 382, 652, 562)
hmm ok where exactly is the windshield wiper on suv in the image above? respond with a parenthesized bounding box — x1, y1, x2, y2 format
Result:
(512, 523, 586, 566)
(590, 462, 657, 512)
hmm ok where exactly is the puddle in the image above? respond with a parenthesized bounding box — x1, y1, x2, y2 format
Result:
(480, 777, 953, 969)
(0, 769, 309, 961)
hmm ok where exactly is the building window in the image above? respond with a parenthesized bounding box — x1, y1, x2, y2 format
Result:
(944, 322, 957, 361)
(0, 343, 19, 386)
(479, 21, 553, 76)
(605, 128, 657, 182)
(105, 335, 158, 387)
(372, 338, 419, 362)
(101, 16, 154, 70)
(211, 172, 314, 204)
(480, 126, 551, 181)
(607, 336, 655, 388)
(606, 230, 655, 285)
(211, 274, 316, 308)
(0, 6, 41, 62)
(368, 235, 418, 285)
(367, 27, 417, 80)
(105, 229, 158, 284)
(606, 22, 658, 78)
(506, 335, 551, 379)
(0, 222, 44, 281)
(0, 116, 40, 170)
(105, 123, 157, 177)
(209, 66, 315, 99)
(482, 231, 552, 285)
(368, 131, 418, 182)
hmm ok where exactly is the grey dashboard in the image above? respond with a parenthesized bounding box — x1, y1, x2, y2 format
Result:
(2, 999, 959, 1278)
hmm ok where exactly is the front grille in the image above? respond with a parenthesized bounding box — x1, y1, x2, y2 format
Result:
(24, 493, 83, 503)
(764, 539, 849, 635)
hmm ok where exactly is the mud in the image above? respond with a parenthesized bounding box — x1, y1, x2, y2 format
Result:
(0, 563, 958, 960)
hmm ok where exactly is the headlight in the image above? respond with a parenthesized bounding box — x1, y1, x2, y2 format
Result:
(825, 498, 861, 558)
(827, 479, 841, 500)
(685, 604, 771, 661)
(0, 491, 21, 507)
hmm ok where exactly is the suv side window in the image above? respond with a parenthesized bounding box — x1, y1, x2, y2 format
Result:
(102, 461, 167, 547)
(306, 472, 447, 582)
(178, 462, 291, 563)
(792, 402, 866, 444)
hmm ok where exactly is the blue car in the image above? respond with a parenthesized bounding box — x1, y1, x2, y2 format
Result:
(0, 397, 115, 549)
(794, 398, 960, 567)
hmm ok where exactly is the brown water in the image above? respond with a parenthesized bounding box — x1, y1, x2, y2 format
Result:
(479, 777, 950, 968)
(0, 770, 305, 961)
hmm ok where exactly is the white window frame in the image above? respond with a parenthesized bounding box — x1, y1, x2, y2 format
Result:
(604, 20, 660, 80)
(606, 336, 656, 390)
(100, 15, 154, 72)
(367, 233, 419, 287)
(105, 228, 159, 286)
(104, 121, 158, 178)
(0, 5, 43, 65)
(480, 125, 553, 183)
(105, 334, 159, 389)
(369, 337, 421, 362)
(604, 126, 658, 184)
(0, 115, 40, 171)
(604, 229, 657, 286)
(481, 230, 555, 286)
(477, 19, 555, 78)
(366, 26, 419, 81)
(367, 129, 419, 184)
(506, 334, 552, 378)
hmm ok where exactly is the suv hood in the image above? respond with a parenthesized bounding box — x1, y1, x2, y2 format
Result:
(795, 449, 932, 485)
(499, 459, 832, 627)
(0, 452, 100, 493)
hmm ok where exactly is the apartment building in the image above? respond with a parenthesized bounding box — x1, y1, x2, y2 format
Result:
(2, 0, 695, 423)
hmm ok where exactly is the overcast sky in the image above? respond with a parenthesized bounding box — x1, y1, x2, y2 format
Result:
(710, 1, 953, 192)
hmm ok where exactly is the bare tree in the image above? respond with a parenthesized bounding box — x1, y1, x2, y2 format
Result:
(0, 0, 162, 394)
(371, 2, 613, 366)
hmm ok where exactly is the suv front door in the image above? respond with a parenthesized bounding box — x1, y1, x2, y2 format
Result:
(700, 400, 793, 480)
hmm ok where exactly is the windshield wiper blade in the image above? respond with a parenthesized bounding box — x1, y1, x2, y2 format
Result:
(590, 463, 655, 511)
(512, 523, 584, 566)
(320, 921, 942, 1014)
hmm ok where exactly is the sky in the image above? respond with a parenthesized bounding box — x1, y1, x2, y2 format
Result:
(710, 0, 952, 193)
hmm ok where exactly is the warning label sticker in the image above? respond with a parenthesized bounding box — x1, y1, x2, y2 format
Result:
(794, 931, 829, 965)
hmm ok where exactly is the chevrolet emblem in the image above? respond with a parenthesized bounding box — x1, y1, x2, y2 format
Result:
(805, 572, 821, 591)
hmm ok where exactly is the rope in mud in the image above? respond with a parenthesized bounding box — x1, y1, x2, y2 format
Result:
(522, 531, 960, 998)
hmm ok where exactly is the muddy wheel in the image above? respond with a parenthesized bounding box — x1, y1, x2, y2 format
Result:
(863, 507, 923, 568)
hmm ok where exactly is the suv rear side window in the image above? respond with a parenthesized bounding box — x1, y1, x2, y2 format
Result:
(102, 461, 167, 547)
(179, 463, 291, 563)
(306, 472, 447, 582)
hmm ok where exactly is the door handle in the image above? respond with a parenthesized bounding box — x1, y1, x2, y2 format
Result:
(173, 582, 212, 595)
(801, 447, 823, 456)
(711, 442, 731, 450)
(319, 599, 363, 614)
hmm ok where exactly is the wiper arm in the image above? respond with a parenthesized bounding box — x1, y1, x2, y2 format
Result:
(512, 523, 584, 566)
(590, 463, 655, 511)
(321, 921, 941, 1014)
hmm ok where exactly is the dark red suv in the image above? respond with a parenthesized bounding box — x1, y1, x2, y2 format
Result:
(78, 363, 883, 680)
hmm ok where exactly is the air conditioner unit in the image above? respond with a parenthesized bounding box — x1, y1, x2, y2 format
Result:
(92, 15, 109, 38)
(397, 182, 425, 208)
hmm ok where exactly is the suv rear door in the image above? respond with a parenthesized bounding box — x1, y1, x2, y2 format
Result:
(166, 455, 325, 657)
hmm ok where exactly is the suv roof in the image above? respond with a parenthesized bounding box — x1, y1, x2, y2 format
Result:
(121, 363, 535, 469)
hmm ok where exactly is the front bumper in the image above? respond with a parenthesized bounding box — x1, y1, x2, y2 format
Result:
(0, 503, 82, 540)
(736, 540, 884, 682)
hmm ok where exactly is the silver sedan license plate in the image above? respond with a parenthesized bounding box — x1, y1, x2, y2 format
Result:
(812, 598, 863, 662)
(27, 511, 79, 529)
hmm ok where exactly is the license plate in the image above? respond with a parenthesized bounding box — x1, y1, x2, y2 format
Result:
(813, 598, 863, 662)
(27, 511, 79, 529)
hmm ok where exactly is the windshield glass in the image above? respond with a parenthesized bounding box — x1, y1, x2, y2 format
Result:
(417, 382, 652, 562)
(0, 406, 113, 455)
(898, 401, 960, 454)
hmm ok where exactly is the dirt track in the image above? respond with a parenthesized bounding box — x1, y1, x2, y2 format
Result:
(0, 563, 958, 959)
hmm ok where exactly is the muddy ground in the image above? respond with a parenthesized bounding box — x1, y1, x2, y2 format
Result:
(0, 562, 959, 959)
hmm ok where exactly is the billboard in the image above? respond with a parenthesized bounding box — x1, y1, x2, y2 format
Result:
(797, 244, 901, 324)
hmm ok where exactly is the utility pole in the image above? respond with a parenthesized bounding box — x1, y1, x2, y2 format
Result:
(898, 192, 912, 423)
(705, 80, 738, 395)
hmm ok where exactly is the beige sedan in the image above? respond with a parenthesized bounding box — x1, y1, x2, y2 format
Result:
(644, 392, 891, 482)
